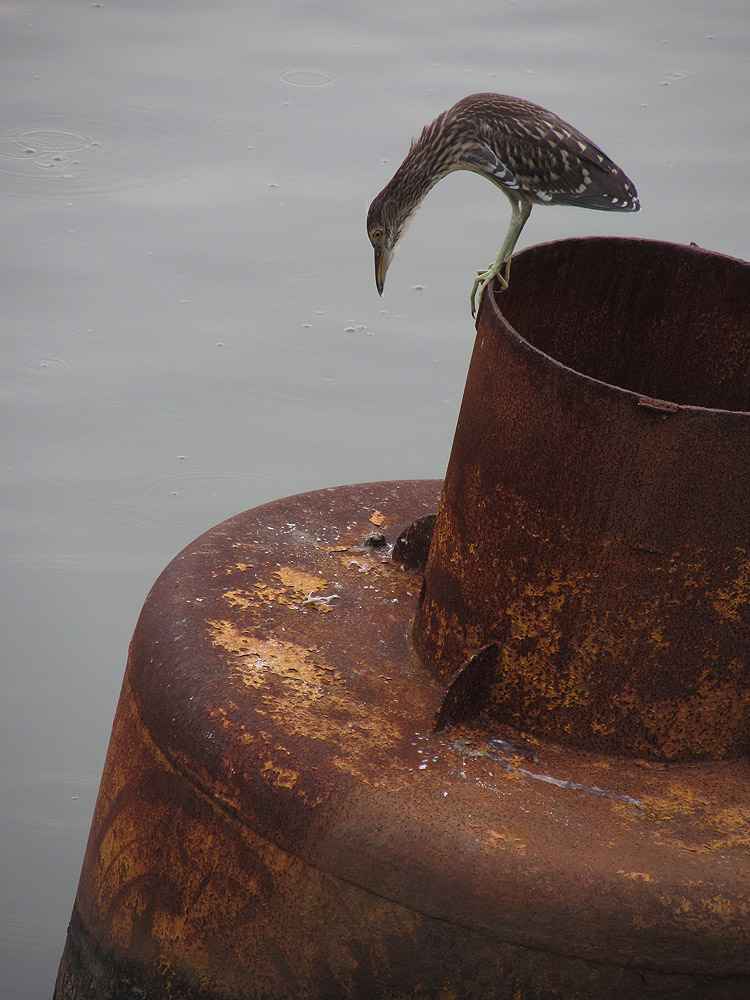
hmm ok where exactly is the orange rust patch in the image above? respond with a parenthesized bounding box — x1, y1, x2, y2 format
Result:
(202, 623, 407, 773)
(219, 567, 329, 615)
(618, 871, 653, 882)
(222, 589, 255, 612)
(274, 566, 327, 596)
(714, 552, 750, 623)
(640, 781, 750, 855)
(262, 761, 300, 790)
(485, 828, 527, 854)
(206, 624, 334, 694)
(206, 620, 408, 787)
(225, 561, 253, 575)
(639, 675, 750, 760)
(206, 619, 259, 659)
(203, 618, 406, 779)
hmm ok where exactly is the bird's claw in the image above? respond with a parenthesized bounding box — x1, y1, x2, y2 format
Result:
(470, 265, 509, 318)
(470, 271, 489, 318)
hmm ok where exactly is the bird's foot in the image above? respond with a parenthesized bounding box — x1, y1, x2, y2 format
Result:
(470, 262, 510, 318)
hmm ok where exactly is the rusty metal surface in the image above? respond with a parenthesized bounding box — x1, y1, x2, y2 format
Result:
(414, 238, 750, 761)
(56, 479, 750, 999)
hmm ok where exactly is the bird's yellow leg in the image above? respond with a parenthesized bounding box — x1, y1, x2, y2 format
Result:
(470, 201, 532, 317)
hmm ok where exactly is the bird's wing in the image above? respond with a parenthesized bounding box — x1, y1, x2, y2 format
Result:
(458, 140, 522, 194)
(466, 116, 638, 211)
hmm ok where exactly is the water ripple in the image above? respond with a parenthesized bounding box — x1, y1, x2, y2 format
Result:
(0, 772, 98, 830)
(276, 68, 339, 88)
(209, 115, 272, 137)
(2, 298, 84, 342)
(19, 357, 72, 374)
(0, 127, 92, 165)
(0, 104, 209, 198)
(253, 309, 376, 356)
(119, 467, 289, 530)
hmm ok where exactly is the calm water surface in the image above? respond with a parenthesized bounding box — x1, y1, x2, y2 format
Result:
(1, 1, 748, 995)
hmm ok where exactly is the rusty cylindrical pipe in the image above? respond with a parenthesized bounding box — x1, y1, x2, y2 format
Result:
(414, 237, 750, 761)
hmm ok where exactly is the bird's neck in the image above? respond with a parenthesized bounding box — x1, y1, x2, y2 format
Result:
(388, 112, 459, 217)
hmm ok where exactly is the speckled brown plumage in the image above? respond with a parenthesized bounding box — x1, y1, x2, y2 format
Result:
(366, 93, 640, 313)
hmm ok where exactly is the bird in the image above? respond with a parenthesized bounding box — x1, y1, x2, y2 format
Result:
(366, 93, 640, 316)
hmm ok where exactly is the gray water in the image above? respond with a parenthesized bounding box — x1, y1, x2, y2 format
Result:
(1, 1, 748, 995)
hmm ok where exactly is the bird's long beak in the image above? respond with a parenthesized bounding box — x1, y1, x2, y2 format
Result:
(374, 240, 390, 296)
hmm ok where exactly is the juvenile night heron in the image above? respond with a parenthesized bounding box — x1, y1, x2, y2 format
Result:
(366, 93, 640, 315)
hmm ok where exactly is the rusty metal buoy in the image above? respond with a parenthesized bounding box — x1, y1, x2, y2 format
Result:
(54, 239, 750, 1000)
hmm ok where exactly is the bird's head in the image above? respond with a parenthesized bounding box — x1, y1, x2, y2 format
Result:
(366, 194, 397, 296)
(367, 119, 446, 295)
(367, 187, 418, 296)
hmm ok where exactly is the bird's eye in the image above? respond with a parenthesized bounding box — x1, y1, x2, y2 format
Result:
(370, 228, 383, 243)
